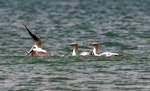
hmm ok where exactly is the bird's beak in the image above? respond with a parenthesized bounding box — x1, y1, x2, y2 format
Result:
(67, 43, 72, 46)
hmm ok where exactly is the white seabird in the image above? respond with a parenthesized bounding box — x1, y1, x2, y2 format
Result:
(92, 42, 120, 57)
(23, 24, 50, 56)
(68, 42, 92, 56)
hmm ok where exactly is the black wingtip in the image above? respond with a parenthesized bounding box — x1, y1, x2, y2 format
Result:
(22, 24, 39, 42)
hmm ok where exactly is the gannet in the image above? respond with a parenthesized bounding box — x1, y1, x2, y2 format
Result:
(92, 42, 120, 57)
(68, 42, 92, 56)
(23, 24, 50, 56)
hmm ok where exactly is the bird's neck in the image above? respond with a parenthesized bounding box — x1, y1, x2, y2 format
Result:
(72, 46, 78, 56)
(93, 45, 98, 56)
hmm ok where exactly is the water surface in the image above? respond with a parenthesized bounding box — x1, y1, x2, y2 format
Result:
(0, 0, 149, 91)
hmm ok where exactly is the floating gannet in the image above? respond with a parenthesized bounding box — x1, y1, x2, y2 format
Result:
(92, 42, 120, 57)
(68, 42, 92, 56)
(23, 24, 50, 56)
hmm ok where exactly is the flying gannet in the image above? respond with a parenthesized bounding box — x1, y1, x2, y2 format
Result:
(23, 24, 50, 56)
(92, 42, 120, 57)
(68, 42, 93, 56)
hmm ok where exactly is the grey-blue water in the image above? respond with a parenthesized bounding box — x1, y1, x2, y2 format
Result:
(0, 0, 149, 91)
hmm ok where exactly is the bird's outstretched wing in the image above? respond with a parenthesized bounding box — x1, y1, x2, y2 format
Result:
(23, 24, 42, 47)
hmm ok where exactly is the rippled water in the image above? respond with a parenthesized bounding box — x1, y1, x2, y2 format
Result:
(0, 0, 149, 91)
